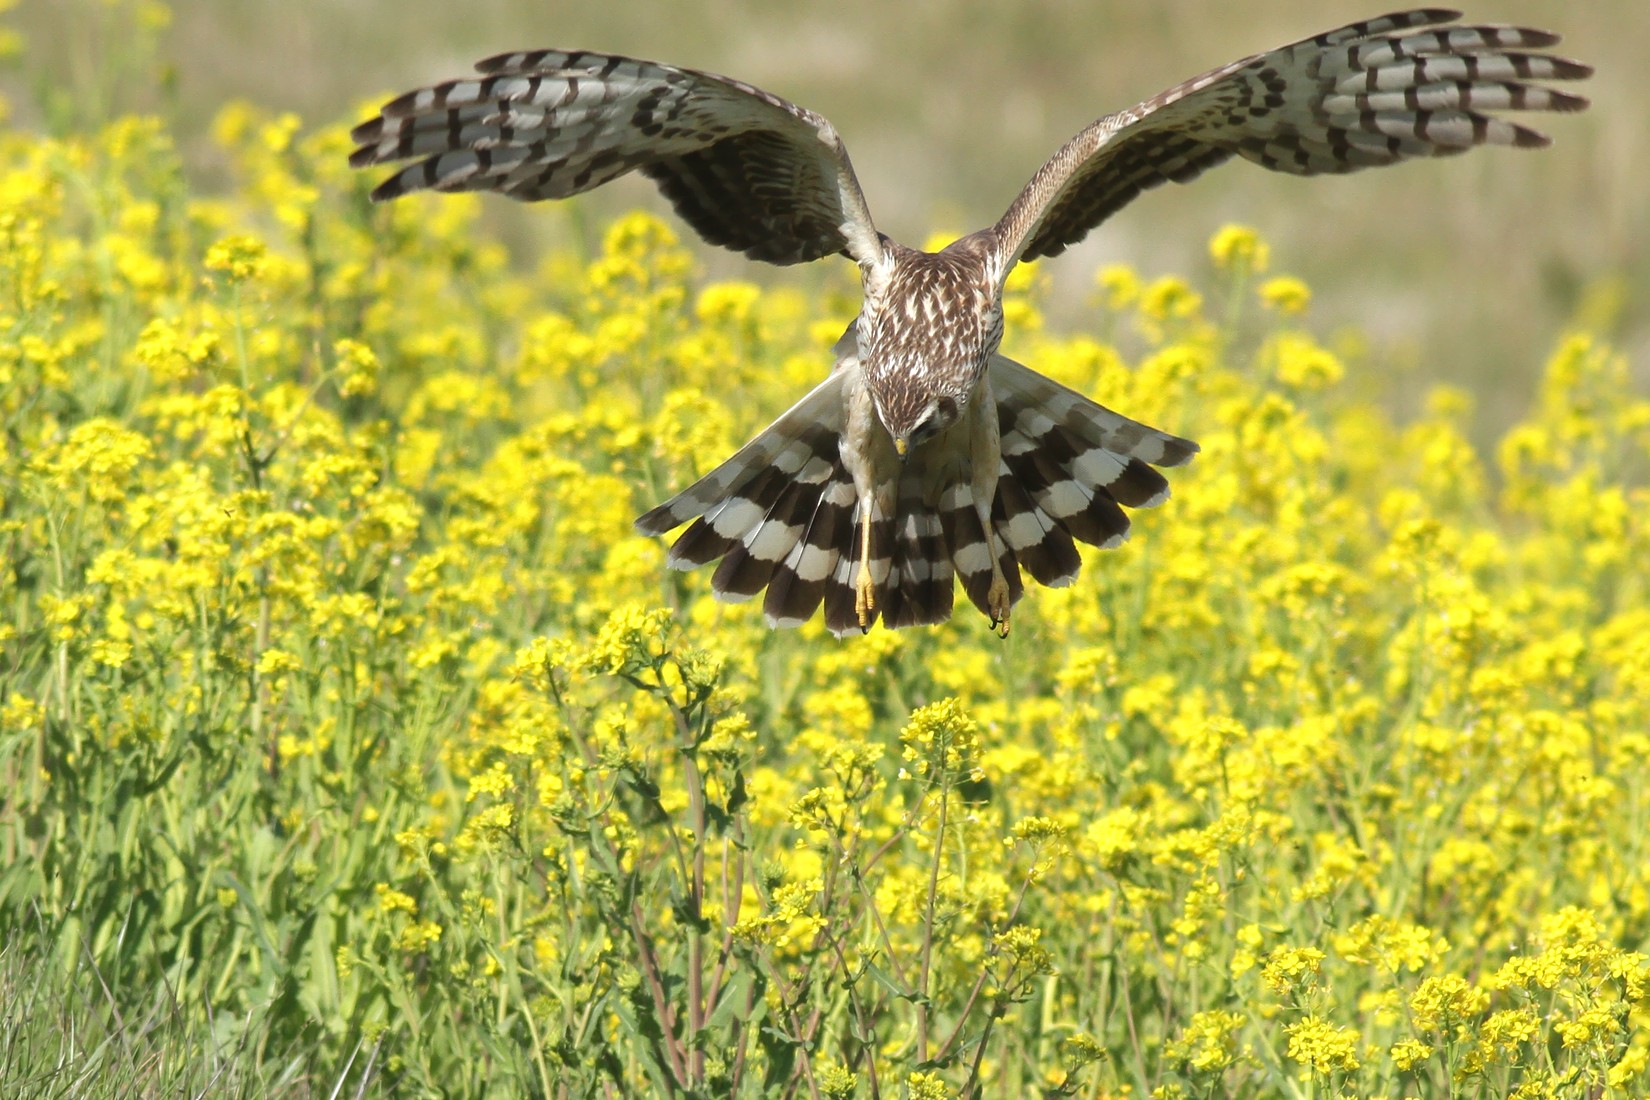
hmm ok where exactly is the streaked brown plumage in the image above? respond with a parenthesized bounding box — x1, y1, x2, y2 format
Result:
(351, 9, 1589, 636)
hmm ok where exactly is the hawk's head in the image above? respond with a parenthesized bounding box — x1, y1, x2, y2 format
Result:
(861, 234, 1002, 456)
(886, 393, 961, 457)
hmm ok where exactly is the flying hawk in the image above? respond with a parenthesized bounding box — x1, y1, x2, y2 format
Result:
(350, 9, 1589, 636)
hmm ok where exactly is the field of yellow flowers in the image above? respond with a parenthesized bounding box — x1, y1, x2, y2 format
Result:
(4, 34, 1650, 1100)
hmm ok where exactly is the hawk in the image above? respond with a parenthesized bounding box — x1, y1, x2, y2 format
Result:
(351, 9, 1589, 637)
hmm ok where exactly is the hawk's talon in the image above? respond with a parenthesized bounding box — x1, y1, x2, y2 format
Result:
(986, 570, 1012, 637)
(855, 501, 876, 629)
(854, 551, 878, 629)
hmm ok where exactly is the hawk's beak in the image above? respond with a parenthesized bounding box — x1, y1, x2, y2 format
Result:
(893, 436, 908, 459)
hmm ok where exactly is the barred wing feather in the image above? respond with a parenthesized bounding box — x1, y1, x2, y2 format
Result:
(351, 48, 885, 266)
(994, 9, 1591, 265)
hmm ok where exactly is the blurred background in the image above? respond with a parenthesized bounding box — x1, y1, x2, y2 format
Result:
(8, 0, 1644, 434)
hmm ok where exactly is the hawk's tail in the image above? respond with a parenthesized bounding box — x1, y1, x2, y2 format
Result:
(878, 353, 1197, 634)
(634, 355, 1197, 636)
(980, 351, 1198, 602)
(634, 370, 861, 631)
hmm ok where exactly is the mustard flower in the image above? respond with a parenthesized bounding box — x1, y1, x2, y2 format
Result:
(579, 605, 674, 676)
(203, 232, 269, 283)
(34, 417, 152, 503)
(899, 697, 982, 782)
(1270, 332, 1345, 391)
(1609, 1046, 1649, 1090)
(1094, 262, 1140, 310)
(1, 693, 44, 732)
(905, 1070, 952, 1100)
(994, 926, 1055, 977)
(375, 885, 417, 915)
(1259, 275, 1311, 314)
(818, 1063, 858, 1100)
(1263, 946, 1326, 997)
(1389, 1039, 1434, 1072)
(1009, 816, 1070, 844)
(1283, 1015, 1360, 1075)
(1474, 1007, 1543, 1067)
(396, 920, 442, 954)
(1209, 224, 1270, 274)
(1409, 974, 1490, 1032)
(333, 336, 380, 397)
(1083, 806, 1143, 876)
(1334, 915, 1446, 973)
(1140, 275, 1203, 321)
(1166, 1010, 1247, 1074)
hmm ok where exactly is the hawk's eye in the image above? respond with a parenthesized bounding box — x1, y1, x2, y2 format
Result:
(909, 401, 950, 445)
(912, 396, 959, 443)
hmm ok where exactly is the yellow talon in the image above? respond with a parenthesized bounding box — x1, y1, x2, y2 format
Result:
(987, 571, 1011, 638)
(855, 565, 876, 630)
(855, 505, 876, 630)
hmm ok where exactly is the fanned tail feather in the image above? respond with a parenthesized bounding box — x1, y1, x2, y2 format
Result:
(635, 353, 1198, 635)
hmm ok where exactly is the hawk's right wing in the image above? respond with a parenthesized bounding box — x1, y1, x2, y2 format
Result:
(351, 49, 885, 267)
(992, 8, 1591, 268)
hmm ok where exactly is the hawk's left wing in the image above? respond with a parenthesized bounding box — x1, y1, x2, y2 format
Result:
(992, 8, 1590, 267)
(350, 49, 885, 266)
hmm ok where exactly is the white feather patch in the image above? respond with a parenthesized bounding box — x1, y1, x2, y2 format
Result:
(953, 541, 993, 575)
(747, 520, 803, 562)
(708, 497, 765, 538)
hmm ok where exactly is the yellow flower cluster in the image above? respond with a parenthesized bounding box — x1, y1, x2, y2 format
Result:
(4, 56, 1647, 1099)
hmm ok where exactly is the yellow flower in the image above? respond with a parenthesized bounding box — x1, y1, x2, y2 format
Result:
(1284, 1015, 1360, 1075)
(88, 638, 132, 668)
(1390, 1039, 1433, 1072)
(1, 693, 45, 731)
(1270, 332, 1345, 391)
(255, 647, 301, 676)
(1608, 1045, 1649, 1090)
(1165, 1010, 1247, 1074)
(1476, 1007, 1542, 1063)
(1259, 275, 1311, 314)
(466, 762, 515, 801)
(1140, 275, 1203, 321)
(33, 418, 152, 503)
(1009, 815, 1070, 844)
(132, 316, 221, 382)
(818, 1063, 858, 1100)
(203, 233, 269, 283)
(1095, 262, 1140, 310)
(899, 697, 982, 781)
(333, 336, 381, 397)
(375, 885, 417, 914)
(1409, 974, 1489, 1032)
(905, 1070, 952, 1100)
(695, 280, 762, 326)
(1262, 945, 1326, 996)
(580, 605, 674, 675)
(1208, 224, 1270, 273)
(396, 919, 442, 954)
(994, 926, 1054, 975)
